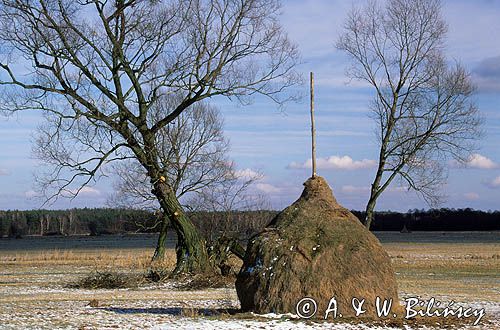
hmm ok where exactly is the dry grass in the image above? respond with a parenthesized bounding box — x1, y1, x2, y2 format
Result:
(0, 239, 498, 328)
(0, 240, 498, 301)
(0, 248, 177, 271)
(0, 248, 245, 275)
(0, 247, 246, 293)
(385, 242, 500, 302)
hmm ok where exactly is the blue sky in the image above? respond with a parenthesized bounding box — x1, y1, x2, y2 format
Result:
(1, 0, 500, 211)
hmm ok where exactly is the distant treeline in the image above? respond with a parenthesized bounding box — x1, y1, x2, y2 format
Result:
(352, 208, 500, 231)
(0, 208, 275, 239)
(0, 208, 157, 238)
(0, 208, 499, 238)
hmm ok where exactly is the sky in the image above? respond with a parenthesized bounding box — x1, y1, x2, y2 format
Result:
(0, 0, 499, 212)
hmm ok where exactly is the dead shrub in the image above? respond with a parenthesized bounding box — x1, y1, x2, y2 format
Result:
(145, 268, 170, 282)
(70, 270, 139, 289)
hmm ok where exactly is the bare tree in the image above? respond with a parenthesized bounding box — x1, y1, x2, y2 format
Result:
(337, 0, 482, 229)
(107, 96, 231, 260)
(188, 168, 267, 237)
(187, 168, 269, 274)
(0, 0, 300, 274)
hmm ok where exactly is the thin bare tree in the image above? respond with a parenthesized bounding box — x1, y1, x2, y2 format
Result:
(337, 0, 482, 229)
(0, 0, 300, 274)
(187, 168, 268, 273)
(107, 97, 231, 260)
(188, 168, 267, 237)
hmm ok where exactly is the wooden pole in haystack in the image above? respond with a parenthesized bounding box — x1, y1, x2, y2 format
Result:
(310, 72, 317, 178)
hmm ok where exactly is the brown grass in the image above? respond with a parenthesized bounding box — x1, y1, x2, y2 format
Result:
(0, 237, 498, 302)
(385, 242, 500, 302)
(0, 238, 498, 328)
(0, 248, 176, 271)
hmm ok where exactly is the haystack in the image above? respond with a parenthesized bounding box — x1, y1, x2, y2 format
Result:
(235, 176, 399, 318)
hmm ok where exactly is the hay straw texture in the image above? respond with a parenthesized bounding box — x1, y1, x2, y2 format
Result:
(236, 176, 399, 318)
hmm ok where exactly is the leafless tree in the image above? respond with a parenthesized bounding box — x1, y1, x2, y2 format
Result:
(109, 97, 229, 209)
(107, 97, 232, 260)
(337, 0, 482, 229)
(188, 168, 267, 237)
(187, 168, 269, 274)
(0, 0, 300, 274)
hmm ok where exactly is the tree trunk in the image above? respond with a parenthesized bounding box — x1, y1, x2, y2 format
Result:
(152, 181, 213, 275)
(152, 214, 169, 261)
(364, 166, 383, 229)
(364, 194, 377, 230)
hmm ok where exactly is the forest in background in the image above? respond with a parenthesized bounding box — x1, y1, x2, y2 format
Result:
(0, 208, 499, 239)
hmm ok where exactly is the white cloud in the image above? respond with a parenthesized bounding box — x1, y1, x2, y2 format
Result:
(341, 185, 407, 195)
(73, 186, 101, 196)
(451, 154, 498, 169)
(0, 168, 10, 176)
(234, 168, 262, 180)
(487, 176, 500, 188)
(24, 190, 39, 198)
(288, 155, 377, 171)
(466, 154, 498, 169)
(464, 192, 480, 201)
(25, 186, 101, 200)
(341, 185, 370, 194)
(255, 183, 281, 194)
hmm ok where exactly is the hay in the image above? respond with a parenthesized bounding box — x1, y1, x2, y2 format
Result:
(235, 176, 399, 318)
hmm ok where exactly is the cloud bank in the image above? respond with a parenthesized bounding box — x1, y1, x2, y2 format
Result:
(255, 183, 281, 194)
(288, 155, 377, 171)
(234, 168, 262, 180)
(451, 154, 498, 169)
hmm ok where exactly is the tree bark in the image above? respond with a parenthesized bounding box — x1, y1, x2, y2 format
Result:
(152, 214, 170, 261)
(152, 181, 213, 274)
(364, 159, 384, 229)
(364, 194, 377, 230)
(363, 100, 397, 230)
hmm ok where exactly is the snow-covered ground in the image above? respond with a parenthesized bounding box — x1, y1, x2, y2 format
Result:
(0, 275, 498, 330)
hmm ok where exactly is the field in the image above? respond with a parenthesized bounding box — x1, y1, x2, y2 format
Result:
(0, 232, 498, 329)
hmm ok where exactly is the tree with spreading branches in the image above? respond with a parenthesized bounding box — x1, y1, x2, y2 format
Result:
(0, 0, 300, 274)
(337, 0, 482, 229)
(105, 97, 231, 260)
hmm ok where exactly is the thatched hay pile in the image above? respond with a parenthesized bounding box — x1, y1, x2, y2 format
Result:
(235, 176, 399, 318)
